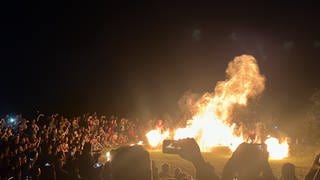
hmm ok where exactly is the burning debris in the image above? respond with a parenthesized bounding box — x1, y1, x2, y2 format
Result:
(146, 54, 289, 159)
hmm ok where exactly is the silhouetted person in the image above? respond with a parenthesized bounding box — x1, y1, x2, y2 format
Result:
(280, 163, 298, 180)
(7, 156, 21, 180)
(222, 142, 276, 180)
(110, 145, 152, 180)
(174, 167, 182, 179)
(305, 154, 320, 180)
(102, 162, 112, 180)
(56, 158, 70, 180)
(39, 162, 56, 180)
(78, 142, 94, 180)
(25, 151, 41, 180)
(178, 138, 219, 180)
(159, 163, 171, 179)
(152, 160, 160, 180)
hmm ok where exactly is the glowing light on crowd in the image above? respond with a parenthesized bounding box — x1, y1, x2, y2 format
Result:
(106, 151, 111, 161)
(145, 55, 289, 159)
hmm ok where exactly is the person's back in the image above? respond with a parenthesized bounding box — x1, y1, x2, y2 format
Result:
(56, 158, 70, 180)
(305, 154, 320, 180)
(222, 143, 276, 180)
(39, 162, 56, 180)
(174, 138, 219, 180)
(78, 142, 94, 180)
(280, 163, 297, 180)
(110, 145, 152, 180)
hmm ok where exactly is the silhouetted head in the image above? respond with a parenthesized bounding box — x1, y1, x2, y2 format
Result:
(281, 163, 297, 180)
(174, 168, 182, 177)
(110, 145, 152, 180)
(40, 162, 56, 180)
(83, 142, 91, 154)
(225, 142, 270, 179)
(161, 163, 170, 173)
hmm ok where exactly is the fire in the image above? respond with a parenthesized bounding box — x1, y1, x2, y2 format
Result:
(145, 55, 289, 159)
(146, 129, 169, 148)
(174, 118, 243, 152)
(265, 137, 289, 160)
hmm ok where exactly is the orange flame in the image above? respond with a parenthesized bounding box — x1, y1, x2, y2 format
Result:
(265, 137, 289, 160)
(146, 129, 169, 148)
(146, 55, 289, 159)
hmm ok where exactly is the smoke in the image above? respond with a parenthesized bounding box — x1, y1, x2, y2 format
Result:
(178, 91, 200, 113)
(174, 54, 266, 149)
(196, 54, 265, 123)
(147, 55, 289, 158)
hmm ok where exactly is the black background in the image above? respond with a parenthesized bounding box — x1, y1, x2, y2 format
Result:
(1, 2, 320, 119)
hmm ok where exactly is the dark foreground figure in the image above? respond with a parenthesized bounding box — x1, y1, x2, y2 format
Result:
(102, 138, 274, 180)
(2, 136, 320, 179)
(105, 139, 320, 180)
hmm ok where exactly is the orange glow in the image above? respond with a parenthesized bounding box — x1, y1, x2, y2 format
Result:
(265, 137, 289, 160)
(146, 129, 169, 148)
(145, 55, 289, 159)
(106, 151, 111, 161)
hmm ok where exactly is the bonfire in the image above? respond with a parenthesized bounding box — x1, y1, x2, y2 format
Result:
(146, 55, 289, 160)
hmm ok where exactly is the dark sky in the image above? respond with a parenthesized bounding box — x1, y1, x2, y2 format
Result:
(1, 2, 320, 118)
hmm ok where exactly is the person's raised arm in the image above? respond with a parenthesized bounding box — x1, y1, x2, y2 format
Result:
(178, 138, 220, 180)
(305, 154, 320, 180)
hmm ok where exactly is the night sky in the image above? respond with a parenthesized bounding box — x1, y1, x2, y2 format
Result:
(1, 2, 320, 119)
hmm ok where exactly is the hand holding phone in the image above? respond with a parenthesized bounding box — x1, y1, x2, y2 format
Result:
(162, 138, 204, 165)
(162, 140, 182, 154)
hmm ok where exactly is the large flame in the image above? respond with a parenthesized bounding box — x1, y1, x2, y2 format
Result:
(146, 55, 289, 159)
(265, 137, 289, 160)
(146, 129, 169, 148)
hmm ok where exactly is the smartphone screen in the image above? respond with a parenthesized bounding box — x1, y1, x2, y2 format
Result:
(162, 140, 181, 154)
(44, 162, 51, 167)
(93, 162, 103, 168)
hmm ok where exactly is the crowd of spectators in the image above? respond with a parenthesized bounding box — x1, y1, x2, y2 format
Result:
(0, 113, 320, 180)
(0, 113, 153, 179)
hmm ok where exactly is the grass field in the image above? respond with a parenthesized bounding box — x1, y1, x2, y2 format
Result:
(149, 145, 319, 179)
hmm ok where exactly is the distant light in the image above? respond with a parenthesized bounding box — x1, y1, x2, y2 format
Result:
(9, 118, 15, 123)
